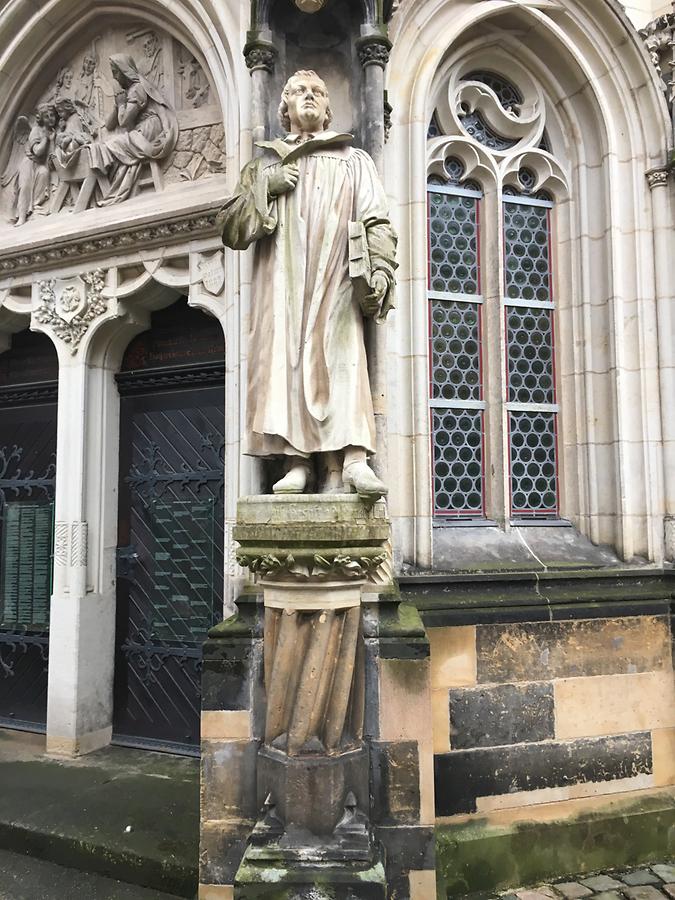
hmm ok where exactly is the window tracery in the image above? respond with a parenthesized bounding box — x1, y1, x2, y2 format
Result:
(426, 59, 567, 523)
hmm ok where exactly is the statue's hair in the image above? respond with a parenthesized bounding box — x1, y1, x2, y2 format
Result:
(278, 70, 333, 132)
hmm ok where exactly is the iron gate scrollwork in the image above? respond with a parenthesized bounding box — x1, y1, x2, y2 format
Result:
(0, 406, 57, 730)
(114, 372, 225, 753)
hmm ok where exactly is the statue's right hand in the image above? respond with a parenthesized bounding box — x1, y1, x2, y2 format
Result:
(268, 162, 299, 197)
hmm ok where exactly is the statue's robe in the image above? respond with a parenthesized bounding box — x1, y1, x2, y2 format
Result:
(219, 131, 397, 457)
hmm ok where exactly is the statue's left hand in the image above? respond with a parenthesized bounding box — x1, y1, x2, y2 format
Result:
(361, 271, 389, 317)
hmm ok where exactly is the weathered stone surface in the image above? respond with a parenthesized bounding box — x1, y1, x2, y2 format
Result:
(476, 617, 671, 683)
(201, 740, 260, 822)
(434, 732, 652, 816)
(554, 882, 593, 898)
(653, 866, 675, 883)
(200, 822, 252, 886)
(580, 875, 624, 891)
(449, 682, 554, 749)
(623, 888, 668, 900)
(256, 744, 369, 836)
(622, 871, 663, 886)
(591, 893, 625, 900)
(370, 741, 421, 825)
(662, 885, 675, 899)
(515, 888, 559, 900)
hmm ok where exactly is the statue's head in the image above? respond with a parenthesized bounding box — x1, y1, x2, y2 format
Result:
(278, 70, 333, 133)
(36, 103, 57, 128)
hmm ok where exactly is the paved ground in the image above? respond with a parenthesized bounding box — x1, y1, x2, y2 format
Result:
(500, 862, 675, 900)
(0, 729, 199, 897)
(0, 848, 183, 899)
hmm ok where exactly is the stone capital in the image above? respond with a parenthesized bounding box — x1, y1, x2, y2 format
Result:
(234, 495, 389, 585)
(244, 40, 277, 74)
(646, 166, 670, 189)
(356, 36, 392, 69)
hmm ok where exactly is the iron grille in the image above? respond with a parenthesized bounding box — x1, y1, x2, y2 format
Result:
(0, 404, 56, 730)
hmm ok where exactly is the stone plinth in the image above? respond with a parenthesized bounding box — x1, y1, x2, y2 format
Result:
(233, 495, 390, 899)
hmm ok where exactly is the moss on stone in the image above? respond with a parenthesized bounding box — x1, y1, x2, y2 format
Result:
(436, 794, 675, 898)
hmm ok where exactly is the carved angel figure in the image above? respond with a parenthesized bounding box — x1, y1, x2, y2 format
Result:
(88, 54, 178, 206)
(1, 104, 57, 226)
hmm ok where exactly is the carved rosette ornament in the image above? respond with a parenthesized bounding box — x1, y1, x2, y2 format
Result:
(356, 37, 392, 69)
(244, 41, 277, 74)
(35, 269, 107, 353)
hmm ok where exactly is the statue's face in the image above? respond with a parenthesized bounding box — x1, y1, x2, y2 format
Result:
(285, 74, 329, 133)
(144, 34, 158, 57)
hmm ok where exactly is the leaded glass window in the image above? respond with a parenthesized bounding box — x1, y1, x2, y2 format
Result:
(503, 188, 559, 518)
(427, 162, 485, 518)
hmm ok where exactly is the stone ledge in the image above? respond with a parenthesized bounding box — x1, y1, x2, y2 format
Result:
(436, 790, 675, 897)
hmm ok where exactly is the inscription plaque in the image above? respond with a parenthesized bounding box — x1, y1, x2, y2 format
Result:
(148, 498, 216, 642)
(1, 502, 54, 628)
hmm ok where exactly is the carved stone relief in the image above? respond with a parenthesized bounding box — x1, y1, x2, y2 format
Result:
(0, 22, 225, 227)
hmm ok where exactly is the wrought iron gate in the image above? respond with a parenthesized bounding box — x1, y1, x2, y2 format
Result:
(0, 393, 57, 731)
(114, 363, 225, 752)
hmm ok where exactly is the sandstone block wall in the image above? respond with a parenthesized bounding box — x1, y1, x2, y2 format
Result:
(429, 614, 675, 818)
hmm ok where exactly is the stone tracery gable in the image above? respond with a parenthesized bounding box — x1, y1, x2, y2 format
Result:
(0, 22, 226, 227)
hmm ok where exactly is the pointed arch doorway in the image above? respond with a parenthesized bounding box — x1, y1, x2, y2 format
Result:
(113, 298, 225, 753)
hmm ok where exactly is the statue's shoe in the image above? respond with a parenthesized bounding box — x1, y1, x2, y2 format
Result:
(273, 463, 310, 494)
(342, 461, 387, 503)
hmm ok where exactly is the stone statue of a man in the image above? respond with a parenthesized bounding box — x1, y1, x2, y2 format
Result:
(219, 70, 397, 501)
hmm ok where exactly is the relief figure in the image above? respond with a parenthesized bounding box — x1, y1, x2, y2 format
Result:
(88, 54, 178, 205)
(1, 104, 56, 226)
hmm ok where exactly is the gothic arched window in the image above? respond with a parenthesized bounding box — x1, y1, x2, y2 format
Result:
(427, 65, 567, 523)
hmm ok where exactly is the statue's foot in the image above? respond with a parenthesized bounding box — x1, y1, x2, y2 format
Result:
(273, 463, 310, 494)
(342, 461, 387, 503)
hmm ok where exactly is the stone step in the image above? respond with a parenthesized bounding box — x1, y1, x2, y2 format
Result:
(0, 848, 186, 900)
(0, 730, 199, 897)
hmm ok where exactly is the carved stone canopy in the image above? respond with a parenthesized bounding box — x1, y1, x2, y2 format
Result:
(0, 20, 226, 229)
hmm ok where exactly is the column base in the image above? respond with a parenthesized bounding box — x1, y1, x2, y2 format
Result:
(235, 847, 386, 900)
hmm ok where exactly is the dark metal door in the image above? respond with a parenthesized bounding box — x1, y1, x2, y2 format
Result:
(0, 394, 57, 731)
(114, 368, 225, 753)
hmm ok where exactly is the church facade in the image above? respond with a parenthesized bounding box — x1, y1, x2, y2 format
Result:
(0, 0, 673, 897)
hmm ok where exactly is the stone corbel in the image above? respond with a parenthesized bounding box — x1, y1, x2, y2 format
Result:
(33, 269, 108, 355)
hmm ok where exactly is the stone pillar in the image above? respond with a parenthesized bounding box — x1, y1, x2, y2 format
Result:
(45, 351, 120, 756)
(357, 30, 392, 483)
(233, 496, 390, 899)
(646, 166, 675, 561)
(365, 600, 436, 898)
(199, 592, 264, 899)
(244, 34, 277, 149)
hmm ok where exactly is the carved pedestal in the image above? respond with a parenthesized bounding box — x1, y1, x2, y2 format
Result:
(233, 495, 388, 900)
